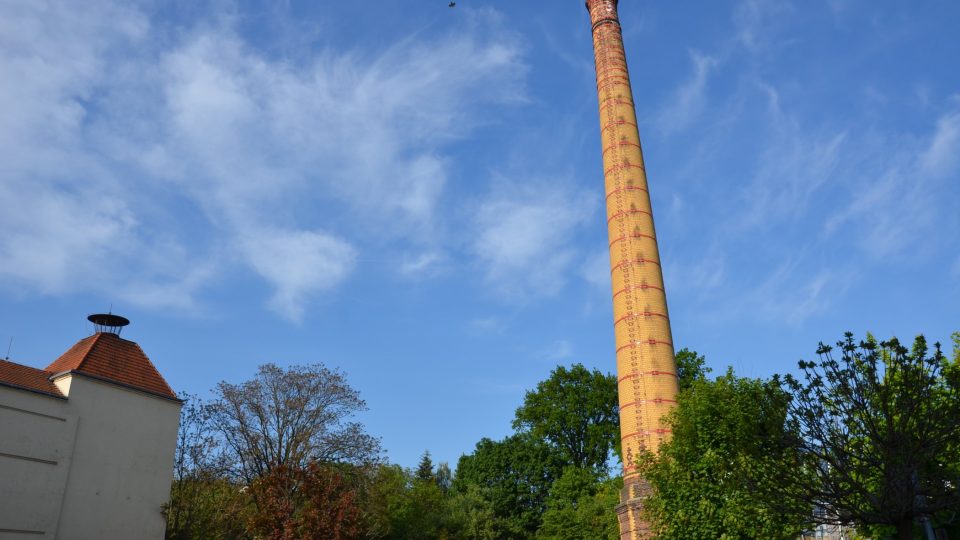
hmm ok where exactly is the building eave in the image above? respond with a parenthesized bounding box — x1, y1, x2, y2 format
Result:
(0, 380, 68, 400)
(51, 370, 183, 404)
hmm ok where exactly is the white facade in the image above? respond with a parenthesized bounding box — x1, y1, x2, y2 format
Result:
(0, 371, 180, 539)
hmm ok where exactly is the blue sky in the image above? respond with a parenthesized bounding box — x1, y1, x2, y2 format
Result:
(1, 0, 958, 470)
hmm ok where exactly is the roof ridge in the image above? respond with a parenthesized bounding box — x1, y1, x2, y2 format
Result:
(127, 340, 176, 397)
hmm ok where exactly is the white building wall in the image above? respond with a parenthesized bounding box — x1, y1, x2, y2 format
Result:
(0, 374, 181, 540)
(53, 375, 181, 540)
(0, 389, 75, 538)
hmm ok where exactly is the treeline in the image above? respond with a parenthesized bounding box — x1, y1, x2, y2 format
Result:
(164, 362, 623, 539)
(164, 332, 960, 540)
(644, 334, 960, 540)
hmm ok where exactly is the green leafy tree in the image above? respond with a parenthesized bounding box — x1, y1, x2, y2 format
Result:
(165, 395, 248, 540)
(775, 333, 960, 540)
(453, 434, 564, 538)
(674, 347, 711, 391)
(166, 477, 250, 540)
(512, 364, 618, 472)
(435, 462, 453, 494)
(641, 369, 811, 539)
(363, 464, 409, 538)
(444, 484, 497, 540)
(536, 467, 620, 540)
(361, 462, 471, 540)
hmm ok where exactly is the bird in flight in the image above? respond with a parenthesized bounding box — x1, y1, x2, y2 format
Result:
(449, 1, 456, 6)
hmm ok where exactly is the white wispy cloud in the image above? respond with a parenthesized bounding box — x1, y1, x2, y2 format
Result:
(653, 25, 959, 326)
(466, 317, 506, 336)
(749, 260, 854, 326)
(0, 1, 527, 319)
(657, 51, 719, 135)
(540, 339, 574, 361)
(0, 0, 204, 307)
(736, 83, 847, 230)
(580, 250, 612, 292)
(237, 227, 356, 321)
(663, 246, 727, 296)
(472, 180, 596, 300)
(824, 106, 960, 258)
(733, 0, 795, 52)
(919, 109, 960, 178)
(398, 252, 447, 279)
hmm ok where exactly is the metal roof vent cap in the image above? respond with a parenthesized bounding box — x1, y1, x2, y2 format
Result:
(87, 313, 130, 336)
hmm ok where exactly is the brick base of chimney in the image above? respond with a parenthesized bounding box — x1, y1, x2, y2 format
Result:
(616, 475, 654, 540)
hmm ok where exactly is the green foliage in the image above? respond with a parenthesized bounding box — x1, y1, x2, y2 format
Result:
(166, 361, 630, 539)
(536, 468, 620, 540)
(165, 478, 250, 540)
(444, 484, 498, 540)
(362, 464, 409, 538)
(415, 450, 435, 483)
(387, 474, 449, 538)
(165, 394, 247, 540)
(512, 363, 618, 472)
(362, 462, 485, 539)
(779, 333, 960, 539)
(435, 462, 452, 494)
(453, 434, 564, 538)
(674, 347, 711, 391)
(642, 369, 810, 540)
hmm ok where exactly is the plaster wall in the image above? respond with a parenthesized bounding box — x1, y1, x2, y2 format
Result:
(0, 374, 180, 540)
(0, 388, 75, 537)
(54, 375, 181, 540)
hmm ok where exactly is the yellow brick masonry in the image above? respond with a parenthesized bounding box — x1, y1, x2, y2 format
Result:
(585, 1, 680, 538)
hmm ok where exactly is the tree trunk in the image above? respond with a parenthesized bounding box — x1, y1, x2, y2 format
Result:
(898, 517, 915, 540)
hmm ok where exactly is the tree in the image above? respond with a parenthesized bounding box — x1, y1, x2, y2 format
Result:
(415, 451, 435, 483)
(641, 369, 811, 539)
(444, 484, 497, 540)
(165, 394, 246, 540)
(536, 467, 620, 540)
(362, 463, 467, 540)
(775, 333, 960, 540)
(512, 364, 618, 472)
(210, 363, 381, 485)
(166, 477, 250, 540)
(247, 462, 365, 540)
(674, 347, 711, 391)
(362, 464, 410, 538)
(453, 434, 564, 538)
(435, 462, 453, 494)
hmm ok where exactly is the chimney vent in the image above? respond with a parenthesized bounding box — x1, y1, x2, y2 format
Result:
(87, 313, 130, 336)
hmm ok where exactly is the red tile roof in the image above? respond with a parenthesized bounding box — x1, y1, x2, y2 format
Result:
(45, 333, 178, 400)
(0, 359, 64, 398)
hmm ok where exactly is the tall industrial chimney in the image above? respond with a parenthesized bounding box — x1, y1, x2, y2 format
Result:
(585, 1, 680, 537)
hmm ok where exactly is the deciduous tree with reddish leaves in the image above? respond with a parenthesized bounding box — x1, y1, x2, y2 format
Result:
(248, 461, 365, 540)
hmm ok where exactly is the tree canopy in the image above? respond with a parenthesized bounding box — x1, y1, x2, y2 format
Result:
(511, 363, 618, 472)
(453, 434, 564, 538)
(537, 467, 620, 540)
(641, 368, 811, 539)
(775, 333, 960, 539)
(674, 347, 711, 391)
(164, 338, 960, 539)
(210, 363, 381, 483)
